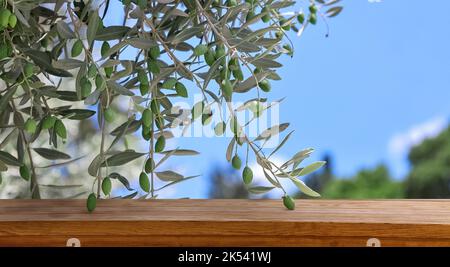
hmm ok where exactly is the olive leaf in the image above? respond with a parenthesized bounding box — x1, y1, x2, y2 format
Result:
(58, 109, 96, 120)
(106, 80, 135, 96)
(155, 170, 184, 182)
(289, 177, 321, 197)
(56, 21, 76, 39)
(125, 38, 156, 50)
(110, 119, 141, 136)
(95, 26, 131, 41)
(0, 87, 17, 115)
(248, 186, 275, 194)
(226, 138, 236, 162)
(0, 160, 8, 172)
(87, 11, 100, 46)
(297, 161, 326, 176)
(88, 154, 103, 177)
(171, 26, 203, 44)
(33, 148, 71, 160)
(23, 50, 72, 77)
(109, 172, 134, 191)
(155, 175, 199, 191)
(0, 151, 22, 166)
(160, 149, 199, 156)
(326, 6, 343, 17)
(101, 151, 147, 167)
(255, 123, 290, 141)
(52, 59, 85, 70)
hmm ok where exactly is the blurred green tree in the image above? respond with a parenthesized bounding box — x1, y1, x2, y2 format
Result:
(404, 126, 450, 198)
(321, 165, 404, 199)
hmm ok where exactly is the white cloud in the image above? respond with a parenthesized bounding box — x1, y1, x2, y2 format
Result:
(388, 116, 447, 158)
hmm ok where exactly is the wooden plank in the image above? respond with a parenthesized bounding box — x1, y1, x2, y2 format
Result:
(1, 199, 450, 247)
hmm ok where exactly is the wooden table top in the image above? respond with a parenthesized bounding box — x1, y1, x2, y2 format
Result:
(1, 199, 449, 224)
(1, 199, 450, 246)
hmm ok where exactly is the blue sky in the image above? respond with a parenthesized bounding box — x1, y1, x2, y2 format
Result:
(106, 0, 450, 198)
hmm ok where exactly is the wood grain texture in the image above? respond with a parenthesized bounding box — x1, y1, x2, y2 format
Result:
(1, 199, 450, 247)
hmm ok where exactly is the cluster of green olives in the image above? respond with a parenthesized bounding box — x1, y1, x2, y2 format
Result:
(0, 7, 17, 30)
(0, 7, 18, 63)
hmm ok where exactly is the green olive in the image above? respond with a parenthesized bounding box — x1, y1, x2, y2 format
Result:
(231, 155, 242, 170)
(259, 79, 271, 92)
(140, 83, 149, 95)
(71, 39, 83, 57)
(214, 122, 226, 136)
(41, 38, 49, 48)
(138, 69, 149, 85)
(204, 48, 215, 66)
(215, 45, 226, 60)
(142, 109, 153, 127)
(0, 9, 11, 28)
(104, 107, 115, 123)
(242, 166, 253, 185)
(261, 7, 271, 23)
(24, 118, 37, 134)
(139, 172, 150, 193)
(86, 193, 97, 213)
(8, 14, 17, 28)
(144, 158, 155, 173)
(309, 13, 317, 25)
(42, 116, 56, 130)
(297, 12, 305, 24)
(194, 44, 208, 56)
(142, 125, 151, 141)
(155, 135, 166, 153)
(101, 177, 112, 195)
(149, 46, 160, 60)
(309, 4, 318, 14)
(101, 41, 110, 58)
(232, 68, 244, 81)
(147, 59, 160, 74)
(221, 79, 233, 98)
(282, 195, 295, 210)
